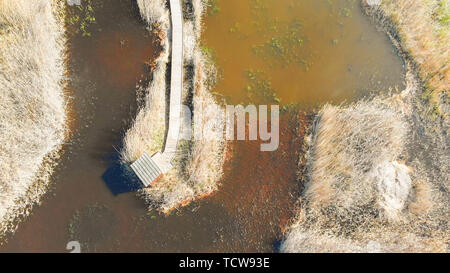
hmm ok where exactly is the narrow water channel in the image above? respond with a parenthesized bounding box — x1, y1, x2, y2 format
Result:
(1, 0, 405, 252)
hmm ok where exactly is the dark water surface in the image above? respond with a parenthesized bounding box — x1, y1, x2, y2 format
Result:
(1, 0, 404, 252)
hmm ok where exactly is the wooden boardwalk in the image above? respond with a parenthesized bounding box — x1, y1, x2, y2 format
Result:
(131, 0, 183, 187)
(130, 152, 163, 187)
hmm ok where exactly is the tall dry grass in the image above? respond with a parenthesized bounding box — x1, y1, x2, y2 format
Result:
(0, 0, 67, 238)
(369, 0, 449, 116)
(282, 97, 448, 252)
(121, 0, 225, 213)
(303, 101, 408, 216)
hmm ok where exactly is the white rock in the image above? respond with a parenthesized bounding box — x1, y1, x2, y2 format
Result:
(372, 161, 412, 220)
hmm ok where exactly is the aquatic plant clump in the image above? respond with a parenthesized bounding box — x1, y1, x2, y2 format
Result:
(121, 0, 226, 213)
(245, 70, 280, 104)
(251, 19, 306, 68)
(205, 0, 220, 16)
(0, 0, 67, 239)
(66, 0, 98, 37)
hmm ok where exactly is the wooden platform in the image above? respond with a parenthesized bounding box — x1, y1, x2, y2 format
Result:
(131, 0, 183, 187)
(130, 152, 163, 187)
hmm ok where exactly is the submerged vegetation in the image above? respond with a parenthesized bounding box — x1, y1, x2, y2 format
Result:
(205, 0, 220, 16)
(251, 19, 306, 68)
(244, 70, 280, 104)
(66, 0, 98, 37)
(204, 0, 398, 106)
(68, 204, 116, 251)
(248, 0, 308, 68)
(0, 0, 67, 240)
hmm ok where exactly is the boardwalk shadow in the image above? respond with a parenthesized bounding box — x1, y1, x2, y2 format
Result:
(272, 239, 283, 253)
(102, 154, 143, 195)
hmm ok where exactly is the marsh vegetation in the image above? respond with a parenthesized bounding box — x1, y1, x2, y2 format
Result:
(0, 0, 67, 240)
(0, 0, 446, 253)
(378, 0, 449, 117)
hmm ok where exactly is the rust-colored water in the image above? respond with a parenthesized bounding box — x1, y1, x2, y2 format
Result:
(208, 110, 311, 252)
(203, 0, 405, 105)
(1, 0, 404, 252)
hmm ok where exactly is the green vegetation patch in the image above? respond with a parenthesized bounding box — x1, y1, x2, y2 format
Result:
(66, 0, 97, 37)
(437, 0, 450, 26)
(244, 69, 280, 104)
(248, 0, 308, 68)
(251, 19, 305, 67)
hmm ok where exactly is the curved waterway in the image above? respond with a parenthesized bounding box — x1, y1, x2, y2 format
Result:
(1, 0, 404, 252)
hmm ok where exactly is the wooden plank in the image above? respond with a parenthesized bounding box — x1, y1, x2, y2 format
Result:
(130, 152, 163, 187)
(163, 0, 183, 162)
(130, 0, 183, 187)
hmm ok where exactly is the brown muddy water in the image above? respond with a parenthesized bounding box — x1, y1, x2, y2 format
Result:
(203, 0, 405, 105)
(1, 0, 404, 252)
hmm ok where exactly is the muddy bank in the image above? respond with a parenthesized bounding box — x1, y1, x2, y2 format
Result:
(0, 0, 68, 241)
(374, 0, 449, 117)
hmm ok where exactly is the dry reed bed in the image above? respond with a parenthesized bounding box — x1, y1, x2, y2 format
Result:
(282, 0, 449, 252)
(282, 98, 447, 252)
(0, 0, 67, 239)
(120, 0, 225, 213)
(375, 0, 449, 117)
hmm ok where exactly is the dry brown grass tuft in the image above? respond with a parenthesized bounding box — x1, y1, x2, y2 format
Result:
(370, 0, 449, 116)
(282, 97, 448, 252)
(0, 0, 67, 238)
(305, 100, 407, 213)
(408, 179, 434, 215)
